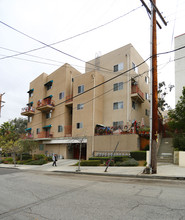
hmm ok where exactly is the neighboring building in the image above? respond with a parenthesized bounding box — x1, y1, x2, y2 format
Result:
(175, 33, 185, 105)
(21, 44, 150, 159)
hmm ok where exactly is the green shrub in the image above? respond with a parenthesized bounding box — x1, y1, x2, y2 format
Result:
(22, 153, 32, 160)
(25, 159, 47, 165)
(130, 151, 146, 161)
(116, 158, 139, 166)
(33, 154, 46, 160)
(113, 156, 130, 162)
(77, 160, 101, 166)
(89, 157, 110, 164)
(17, 159, 32, 164)
(144, 144, 149, 151)
(47, 156, 53, 161)
(2, 157, 13, 164)
(105, 159, 114, 166)
(173, 136, 185, 151)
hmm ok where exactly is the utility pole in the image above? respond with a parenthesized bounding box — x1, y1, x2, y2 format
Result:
(0, 93, 5, 117)
(140, 0, 167, 174)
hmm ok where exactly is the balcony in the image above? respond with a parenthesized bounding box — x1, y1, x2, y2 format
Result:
(131, 85, 145, 103)
(21, 107, 35, 116)
(36, 97, 55, 112)
(65, 95, 73, 104)
(37, 131, 54, 139)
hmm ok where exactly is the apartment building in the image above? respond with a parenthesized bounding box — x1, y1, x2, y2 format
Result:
(175, 33, 185, 105)
(21, 44, 150, 159)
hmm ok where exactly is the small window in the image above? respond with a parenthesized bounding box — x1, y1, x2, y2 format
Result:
(39, 144, 44, 151)
(36, 128, 40, 134)
(145, 76, 149, 84)
(46, 84, 52, 90)
(145, 109, 150, 116)
(113, 62, 124, 72)
(145, 93, 149, 100)
(46, 112, 51, 119)
(59, 92, 65, 100)
(113, 101, 123, 110)
(113, 121, 123, 130)
(76, 122, 83, 129)
(132, 62, 138, 73)
(78, 85, 84, 94)
(113, 82, 123, 91)
(28, 116, 32, 123)
(132, 101, 136, 110)
(77, 104, 84, 110)
(58, 125, 63, 132)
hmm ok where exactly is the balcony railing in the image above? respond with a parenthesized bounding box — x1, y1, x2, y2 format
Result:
(131, 85, 144, 103)
(36, 98, 55, 112)
(21, 107, 35, 116)
(65, 95, 73, 103)
(37, 131, 54, 139)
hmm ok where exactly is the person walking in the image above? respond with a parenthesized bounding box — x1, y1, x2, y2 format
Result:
(52, 154, 57, 166)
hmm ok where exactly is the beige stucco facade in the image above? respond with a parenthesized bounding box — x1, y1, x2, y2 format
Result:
(21, 44, 150, 159)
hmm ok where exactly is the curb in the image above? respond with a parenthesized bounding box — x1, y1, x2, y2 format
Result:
(53, 170, 185, 181)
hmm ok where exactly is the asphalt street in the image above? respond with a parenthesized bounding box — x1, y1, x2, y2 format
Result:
(0, 169, 185, 220)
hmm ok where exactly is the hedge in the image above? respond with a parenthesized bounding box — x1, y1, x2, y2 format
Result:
(77, 160, 101, 166)
(113, 156, 130, 162)
(116, 158, 139, 166)
(89, 157, 110, 164)
(130, 151, 146, 161)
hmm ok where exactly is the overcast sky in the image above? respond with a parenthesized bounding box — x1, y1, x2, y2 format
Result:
(0, 0, 185, 125)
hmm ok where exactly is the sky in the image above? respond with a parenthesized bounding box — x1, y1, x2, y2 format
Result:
(0, 0, 185, 124)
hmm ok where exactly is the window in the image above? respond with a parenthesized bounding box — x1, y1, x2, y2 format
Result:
(36, 128, 40, 134)
(132, 62, 138, 73)
(78, 85, 84, 94)
(145, 76, 149, 84)
(46, 84, 52, 90)
(113, 82, 123, 91)
(145, 93, 149, 100)
(58, 125, 63, 132)
(46, 112, 51, 119)
(113, 62, 124, 72)
(39, 144, 44, 151)
(77, 104, 84, 110)
(145, 109, 150, 116)
(29, 92, 33, 98)
(132, 101, 136, 110)
(113, 121, 123, 130)
(76, 122, 83, 129)
(113, 101, 123, 110)
(28, 116, 32, 123)
(59, 92, 64, 100)
(44, 80, 53, 90)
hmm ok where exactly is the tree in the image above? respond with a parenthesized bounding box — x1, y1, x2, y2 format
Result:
(19, 139, 38, 160)
(9, 117, 27, 135)
(168, 87, 185, 132)
(158, 81, 174, 111)
(0, 122, 22, 166)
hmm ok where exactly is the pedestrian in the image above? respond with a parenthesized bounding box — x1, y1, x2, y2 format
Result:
(52, 154, 57, 166)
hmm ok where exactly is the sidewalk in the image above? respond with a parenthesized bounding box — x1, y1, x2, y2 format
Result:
(1, 160, 185, 180)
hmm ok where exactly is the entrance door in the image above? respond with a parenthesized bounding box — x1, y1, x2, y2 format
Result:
(73, 144, 86, 160)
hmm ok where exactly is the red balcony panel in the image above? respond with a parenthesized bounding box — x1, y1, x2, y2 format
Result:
(131, 85, 144, 103)
(65, 95, 73, 103)
(64, 125, 72, 137)
(37, 98, 55, 112)
(37, 131, 53, 139)
(21, 107, 35, 116)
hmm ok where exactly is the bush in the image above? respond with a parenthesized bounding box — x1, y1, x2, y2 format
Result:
(33, 154, 46, 160)
(173, 136, 185, 151)
(130, 151, 146, 161)
(25, 159, 47, 165)
(2, 157, 13, 164)
(105, 159, 114, 166)
(17, 159, 33, 164)
(113, 156, 130, 162)
(89, 157, 110, 164)
(77, 160, 101, 166)
(47, 156, 53, 161)
(144, 144, 149, 151)
(116, 158, 139, 166)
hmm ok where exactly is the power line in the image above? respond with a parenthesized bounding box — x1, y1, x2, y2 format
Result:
(0, 5, 142, 65)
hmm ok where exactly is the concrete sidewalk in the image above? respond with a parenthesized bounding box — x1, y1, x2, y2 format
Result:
(1, 160, 185, 180)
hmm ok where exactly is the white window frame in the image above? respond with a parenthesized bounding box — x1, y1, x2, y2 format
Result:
(58, 125, 63, 132)
(59, 91, 65, 100)
(46, 112, 52, 119)
(132, 62, 138, 74)
(76, 122, 83, 129)
(113, 101, 123, 110)
(113, 82, 123, 91)
(113, 121, 123, 130)
(78, 85, 84, 94)
(77, 103, 84, 110)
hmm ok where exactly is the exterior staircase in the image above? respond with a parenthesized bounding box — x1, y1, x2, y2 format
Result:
(157, 138, 174, 163)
